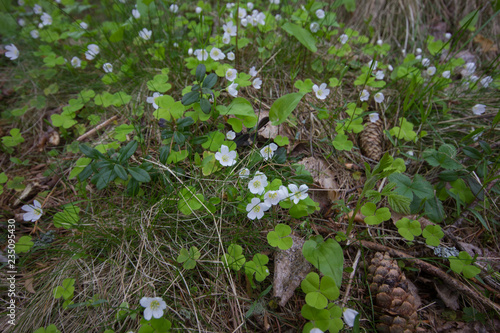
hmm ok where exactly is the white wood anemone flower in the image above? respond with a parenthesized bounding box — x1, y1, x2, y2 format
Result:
(21, 200, 43, 222)
(140, 297, 167, 321)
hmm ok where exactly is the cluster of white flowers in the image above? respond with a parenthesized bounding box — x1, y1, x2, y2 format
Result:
(241, 9, 266, 27)
(248, 66, 262, 89)
(359, 89, 384, 103)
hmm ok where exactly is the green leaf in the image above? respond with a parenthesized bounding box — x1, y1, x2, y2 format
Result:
(282, 22, 317, 53)
(15, 236, 34, 253)
(53, 204, 80, 229)
(119, 140, 138, 163)
(218, 97, 258, 128)
(302, 236, 344, 287)
(389, 173, 434, 201)
(195, 64, 206, 82)
(53, 278, 75, 300)
(361, 203, 391, 225)
(127, 167, 151, 183)
(69, 158, 92, 180)
(51, 114, 78, 129)
(267, 224, 293, 250)
(114, 165, 128, 181)
(177, 186, 204, 215)
(269, 92, 305, 125)
(182, 91, 200, 106)
(166, 149, 189, 164)
(114, 124, 135, 142)
(2, 128, 25, 147)
(395, 218, 422, 241)
(177, 246, 201, 270)
(389, 118, 417, 142)
(244, 253, 270, 282)
(221, 244, 246, 271)
(294, 79, 314, 93)
(203, 73, 217, 89)
(459, 10, 479, 31)
(332, 133, 353, 151)
(422, 225, 444, 246)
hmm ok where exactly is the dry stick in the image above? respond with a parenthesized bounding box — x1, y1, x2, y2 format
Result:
(76, 115, 118, 141)
(358, 240, 500, 315)
(341, 249, 362, 308)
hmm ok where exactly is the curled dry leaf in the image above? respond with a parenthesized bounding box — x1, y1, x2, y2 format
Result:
(347, 210, 365, 223)
(273, 235, 312, 307)
(434, 282, 459, 310)
(474, 34, 498, 53)
(297, 156, 339, 203)
(25, 278, 36, 293)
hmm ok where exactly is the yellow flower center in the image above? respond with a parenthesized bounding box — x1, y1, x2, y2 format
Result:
(222, 155, 229, 162)
(253, 205, 261, 213)
(33, 208, 42, 216)
(253, 180, 261, 188)
(150, 300, 160, 310)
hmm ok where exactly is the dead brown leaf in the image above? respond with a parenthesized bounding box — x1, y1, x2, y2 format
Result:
(24, 278, 36, 293)
(434, 282, 460, 310)
(474, 34, 499, 53)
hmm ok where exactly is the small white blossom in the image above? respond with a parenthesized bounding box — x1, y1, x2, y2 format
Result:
(339, 34, 348, 44)
(415, 55, 422, 60)
(227, 82, 238, 97)
(33, 4, 42, 14)
(275, 14, 282, 21)
(247, 2, 254, 10)
(312, 83, 330, 100)
(210, 47, 225, 61)
(374, 92, 385, 103)
(375, 70, 384, 80)
(80, 21, 88, 29)
(359, 89, 370, 101)
(246, 198, 270, 220)
(222, 33, 231, 44)
(195, 6, 202, 14)
(481, 76, 493, 88)
(369, 113, 379, 123)
(310, 329, 324, 333)
(388, 64, 393, 71)
(462, 62, 476, 77)
(421, 58, 430, 67)
(416, 48, 422, 54)
(18, 0, 25, 5)
(30, 30, 39, 39)
(264, 189, 285, 206)
(173, 42, 178, 48)
(21, 200, 43, 222)
(71, 57, 81, 68)
(85, 44, 100, 60)
(442, 70, 451, 79)
(239, 168, 250, 178)
(4, 44, 19, 60)
(469, 75, 479, 83)
(472, 104, 486, 115)
(103, 63, 113, 73)
(223, 21, 237, 36)
(310, 22, 320, 33)
(147, 92, 163, 109)
(316, 9, 325, 19)
(343, 308, 359, 328)
(215, 145, 237, 166)
(368, 60, 378, 70)
(256, 12, 266, 25)
(140, 297, 167, 321)
(288, 184, 308, 204)
(18, 18, 25, 26)
(226, 68, 237, 81)
(139, 28, 152, 40)
(408, 150, 414, 156)
(188, 48, 193, 56)
(227, 52, 235, 60)
(445, 32, 452, 39)
(249, 174, 268, 195)
(132, 9, 140, 19)
(252, 78, 262, 89)
(270, 0, 280, 4)
(194, 49, 208, 61)
(241, 17, 248, 27)
(249, 66, 258, 77)
(426, 66, 436, 76)
(377, 39, 383, 46)
(41, 12, 52, 26)
(169, 4, 179, 13)
(226, 131, 236, 140)
(260, 143, 278, 160)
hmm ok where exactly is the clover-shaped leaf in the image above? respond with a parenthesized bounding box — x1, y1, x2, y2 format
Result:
(53, 278, 75, 300)
(221, 244, 246, 271)
(389, 117, 417, 142)
(332, 133, 353, 151)
(267, 224, 293, 250)
(422, 225, 444, 246)
(361, 202, 391, 225)
(244, 253, 270, 282)
(274, 135, 290, 147)
(177, 246, 201, 270)
(449, 251, 481, 279)
(301, 272, 339, 309)
(177, 186, 204, 215)
(395, 218, 422, 241)
(15, 235, 34, 253)
(301, 304, 330, 331)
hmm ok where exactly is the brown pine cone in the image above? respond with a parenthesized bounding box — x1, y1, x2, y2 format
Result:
(367, 252, 419, 333)
(360, 119, 383, 161)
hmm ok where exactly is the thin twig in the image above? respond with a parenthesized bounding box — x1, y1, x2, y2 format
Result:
(76, 115, 118, 141)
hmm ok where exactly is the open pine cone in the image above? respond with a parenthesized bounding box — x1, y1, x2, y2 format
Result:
(367, 252, 419, 333)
